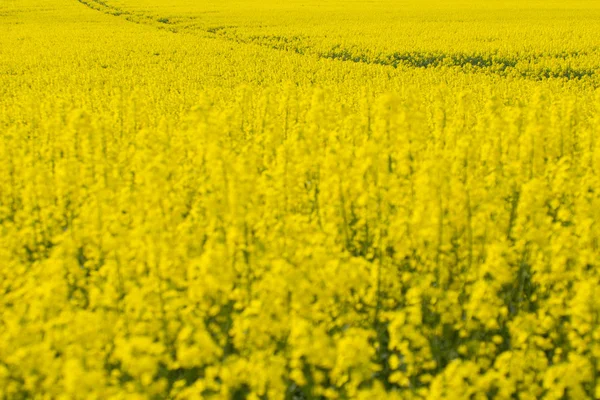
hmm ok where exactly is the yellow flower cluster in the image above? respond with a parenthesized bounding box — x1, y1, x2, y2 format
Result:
(2, 0, 600, 398)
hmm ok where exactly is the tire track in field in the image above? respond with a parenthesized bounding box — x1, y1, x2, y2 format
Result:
(75, 0, 597, 82)
(76, 0, 186, 32)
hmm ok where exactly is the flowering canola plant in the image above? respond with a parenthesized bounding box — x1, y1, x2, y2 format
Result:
(2, 0, 600, 398)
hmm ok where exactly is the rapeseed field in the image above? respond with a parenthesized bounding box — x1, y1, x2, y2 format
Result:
(2, 0, 600, 398)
